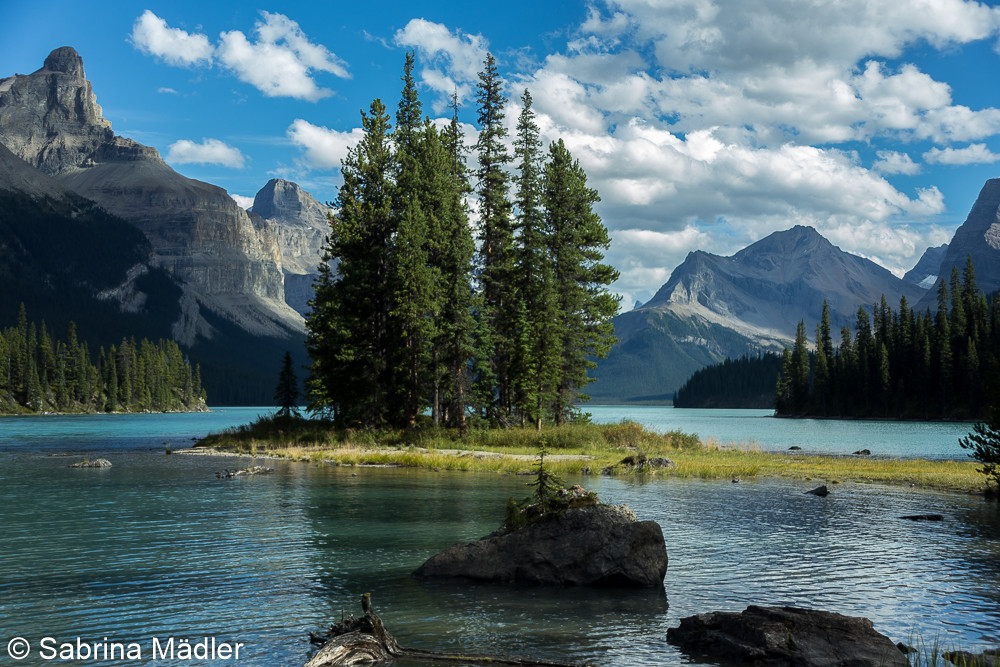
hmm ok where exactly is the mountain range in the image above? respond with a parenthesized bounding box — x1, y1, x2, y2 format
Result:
(586, 220, 994, 404)
(0, 47, 323, 404)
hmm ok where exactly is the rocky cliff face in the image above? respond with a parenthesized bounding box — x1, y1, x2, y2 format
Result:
(0, 47, 303, 342)
(917, 179, 1000, 309)
(589, 226, 929, 403)
(903, 244, 948, 289)
(251, 179, 330, 315)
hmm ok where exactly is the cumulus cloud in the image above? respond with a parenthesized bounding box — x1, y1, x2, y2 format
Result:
(872, 150, 921, 175)
(131, 11, 349, 101)
(394, 19, 489, 108)
(923, 143, 1000, 165)
(217, 11, 350, 101)
(157, 87, 179, 95)
(130, 10, 214, 67)
(230, 194, 256, 209)
(166, 138, 246, 168)
(286, 119, 366, 170)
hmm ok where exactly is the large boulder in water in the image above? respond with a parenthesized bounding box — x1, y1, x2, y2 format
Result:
(69, 458, 112, 468)
(411, 503, 668, 587)
(666, 605, 907, 667)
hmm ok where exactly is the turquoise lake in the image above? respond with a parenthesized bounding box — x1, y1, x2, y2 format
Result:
(0, 407, 997, 666)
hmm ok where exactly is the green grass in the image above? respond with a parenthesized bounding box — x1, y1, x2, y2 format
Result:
(194, 416, 992, 494)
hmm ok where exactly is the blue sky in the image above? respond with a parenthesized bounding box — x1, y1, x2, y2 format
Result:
(4, 0, 1000, 306)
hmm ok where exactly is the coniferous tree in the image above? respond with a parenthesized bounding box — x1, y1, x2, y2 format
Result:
(307, 98, 396, 426)
(275, 350, 301, 418)
(543, 139, 620, 423)
(511, 90, 559, 429)
(473, 52, 515, 422)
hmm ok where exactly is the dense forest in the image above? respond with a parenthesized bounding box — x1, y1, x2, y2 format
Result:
(306, 53, 620, 431)
(0, 304, 206, 414)
(674, 353, 784, 408)
(775, 258, 999, 419)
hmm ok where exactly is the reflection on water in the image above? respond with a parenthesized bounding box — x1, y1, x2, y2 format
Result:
(0, 453, 997, 666)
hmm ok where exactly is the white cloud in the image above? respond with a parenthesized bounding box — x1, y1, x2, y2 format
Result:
(131, 11, 349, 102)
(157, 87, 179, 95)
(923, 143, 1000, 165)
(872, 150, 921, 175)
(394, 19, 489, 108)
(230, 194, 255, 209)
(286, 119, 366, 170)
(217, 11, 350, 102)
(166, 138, 246, 168)
(130, 10, 214, 67)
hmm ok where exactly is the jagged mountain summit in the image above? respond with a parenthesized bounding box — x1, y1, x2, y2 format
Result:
(0, 47, 309, 404)
(904, 244, 948, 289)
(917, 178, 1000, 309)
(588, 225, 928, 403)
(0, 47, 303, 343)
(251, 179, 330, 315)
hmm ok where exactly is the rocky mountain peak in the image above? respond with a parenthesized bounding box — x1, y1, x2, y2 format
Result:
(251, 178, 330, 315)
(42, 47, 86, 78)
(252, 178, 329, 230)
(0, 47, 113, 175)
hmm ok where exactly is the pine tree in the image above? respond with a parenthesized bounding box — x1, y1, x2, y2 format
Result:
(960, 361, 1000, 491)
(511, 89, 559, 429)
(473, 52, 515, 422)
(307, 98, 396, 426)
(390, 52, 436, 429)
(543, 139, 620, 423)
(275, 350, 301, 418)
(437, 92, 477, 436)
(789, 320, 810, 412)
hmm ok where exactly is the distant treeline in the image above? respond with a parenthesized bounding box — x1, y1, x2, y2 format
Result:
(1, 304, 206, 414)
(674, 353, 784, 408)
(776, 258, 999, 419)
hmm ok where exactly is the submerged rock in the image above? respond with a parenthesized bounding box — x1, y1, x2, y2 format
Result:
(69, 458, 112, 468)
(900, 514, 944, 521)
(666, 605, 907, 667)
(853, 449, 872, 456)
(943, 648, 1000, 667)
(412, 503, 668, 587)
(805, 485, 829, 496)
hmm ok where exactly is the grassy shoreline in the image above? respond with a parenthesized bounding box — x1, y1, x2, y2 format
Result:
(194, 417, 994, 496)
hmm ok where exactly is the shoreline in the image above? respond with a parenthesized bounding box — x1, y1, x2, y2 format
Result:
(179, 444, 994, 498)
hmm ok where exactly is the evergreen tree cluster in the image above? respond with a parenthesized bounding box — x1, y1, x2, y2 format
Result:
(775, 258, 1000, 419)
(674, 353, 784, 408)
(306, 53, 620, 431)
(0, 304, 205, 414)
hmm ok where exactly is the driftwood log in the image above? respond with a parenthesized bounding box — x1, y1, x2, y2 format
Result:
(305, 594, 590, 667)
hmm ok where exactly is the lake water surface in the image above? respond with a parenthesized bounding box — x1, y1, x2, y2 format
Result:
(0, 408, 997, 666)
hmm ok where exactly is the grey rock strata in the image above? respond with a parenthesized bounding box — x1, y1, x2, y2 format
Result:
(411, 503, 668, 587)
(0, 47, 302, 342)
(666, 605, 907, 667)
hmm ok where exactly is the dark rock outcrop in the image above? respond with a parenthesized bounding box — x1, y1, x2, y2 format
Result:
(666, 605, 907, 667)
(69, 458, 112, 468)
(806, 486, 829, 496)
(900, 514, 943, 521)
(412, 504, 668, 587)
(853, 449, 871, 456)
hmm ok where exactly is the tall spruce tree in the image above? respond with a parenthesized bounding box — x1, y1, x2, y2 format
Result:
(306, 98, 396, 427)
(543, 139, 620, 423)
(473, 53, 515, 422)
(511, 90, 559, 429)
(436, 92, 477, 435)
(275, 351, 301, 418)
